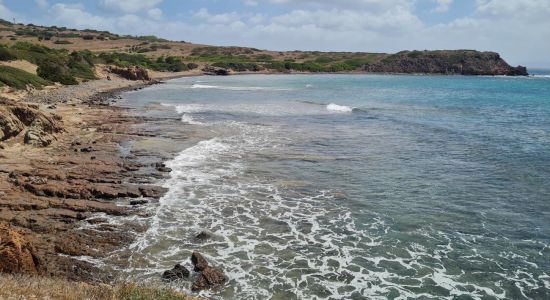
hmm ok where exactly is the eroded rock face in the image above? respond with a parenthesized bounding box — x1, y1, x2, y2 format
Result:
(0, 223, 42, 274)
(107, 66, 151, 81)
(0, 98, 63, 146)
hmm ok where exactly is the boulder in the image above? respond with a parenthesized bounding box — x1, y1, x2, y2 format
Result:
(161, 263, 190, 282)
(192, 266, 225, 291)
(191, 251, 209, 272)
(0, 223, 42, 274)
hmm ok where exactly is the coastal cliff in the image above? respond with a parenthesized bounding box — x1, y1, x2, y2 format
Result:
(362, 50, 528, 76)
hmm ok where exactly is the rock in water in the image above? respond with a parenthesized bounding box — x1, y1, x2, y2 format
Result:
(161, 264, 190, 281)
(190, 251, 226, 291)
(195, 231, 211, 241)
(192, 266, 226, 292)
(0, 223, 42, 274)
(191, 251, 209, 271)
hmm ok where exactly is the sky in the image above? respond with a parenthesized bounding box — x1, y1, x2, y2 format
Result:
(0, 0, 549, 67)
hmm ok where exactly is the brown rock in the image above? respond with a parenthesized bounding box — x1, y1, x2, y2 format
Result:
(192, 266, 225, 291)
(0, 223, 42, 274)
(191, 251, 209, 272)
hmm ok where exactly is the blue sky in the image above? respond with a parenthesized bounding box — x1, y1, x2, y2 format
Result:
(1, 0, 549, 67)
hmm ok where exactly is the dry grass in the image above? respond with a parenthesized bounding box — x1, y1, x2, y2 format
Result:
(0, 274, 199, 300)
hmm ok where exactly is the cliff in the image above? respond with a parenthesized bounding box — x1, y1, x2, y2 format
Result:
(362, 50, 528, 76)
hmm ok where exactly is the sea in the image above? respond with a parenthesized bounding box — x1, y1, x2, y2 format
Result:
(101, 73, 550, 299)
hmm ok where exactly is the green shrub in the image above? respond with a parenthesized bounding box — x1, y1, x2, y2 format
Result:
(0, 65, 50, 89)
(0, 46, 17, 61)
(37, 60, 78, 85)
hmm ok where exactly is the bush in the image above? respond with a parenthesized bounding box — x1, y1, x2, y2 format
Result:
(82, 35, 94, 40)
(37, 60, 78, 85)
(0, 46, 17, 61)
(187, 63, 198, 70)
(0, 65, 50, 89)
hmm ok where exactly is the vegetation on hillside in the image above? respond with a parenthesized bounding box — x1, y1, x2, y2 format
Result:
(0, 65, 50, 89)
(0, 42, 95, 85)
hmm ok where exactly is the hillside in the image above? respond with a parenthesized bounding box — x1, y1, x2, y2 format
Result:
(0, 19, 528, 92)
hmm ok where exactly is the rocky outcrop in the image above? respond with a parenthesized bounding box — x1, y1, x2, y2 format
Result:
(0, 98, 63, 146)
(160, 251, 226, 292)
(107, 66, 150, 81)
(162, 264, 190, 282)
(190, 251, 225, 291)
(0, 223, 42, 274)
(202, 66, 229, 76)
(363, 50, 528, 76)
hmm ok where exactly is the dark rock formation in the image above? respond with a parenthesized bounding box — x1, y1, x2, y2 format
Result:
(107, 66, 151, 81)
(161, 264, 190, 281)
(195, 231, 211, 241)
(202, 66, 229, 76)
(362, 50, 528, 76)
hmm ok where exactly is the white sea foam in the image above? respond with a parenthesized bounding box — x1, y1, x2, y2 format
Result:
(327, 103, 354, 113)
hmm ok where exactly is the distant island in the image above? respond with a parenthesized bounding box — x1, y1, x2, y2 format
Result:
(0, 19, 527, 94)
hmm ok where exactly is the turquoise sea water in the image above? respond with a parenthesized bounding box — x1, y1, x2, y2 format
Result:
(117, 74, 549, 299)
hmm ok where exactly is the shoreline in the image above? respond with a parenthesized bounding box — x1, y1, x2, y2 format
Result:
(0, 74, 185, 284)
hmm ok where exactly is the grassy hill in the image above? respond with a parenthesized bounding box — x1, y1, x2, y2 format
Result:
(0, 19, 528, 91)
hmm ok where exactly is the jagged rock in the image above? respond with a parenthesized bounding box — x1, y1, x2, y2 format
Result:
(107, 66, 150, 81)
(192, 266, 226, 292)
(191, 251, 209, 272)
(0, 223, 43, 274)
(161, 264, 190, 281)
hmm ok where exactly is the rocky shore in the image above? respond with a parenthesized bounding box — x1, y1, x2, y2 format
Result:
(0, 76, 175, 283)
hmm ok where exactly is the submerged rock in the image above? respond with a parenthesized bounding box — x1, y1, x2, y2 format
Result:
(161, 263, 190, 281)
(195, 231, 211, 241)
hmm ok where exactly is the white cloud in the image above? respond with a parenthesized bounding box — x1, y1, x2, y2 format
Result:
(432, 0, 453, 13)
(147, 8, 162, 20)
(49, 3, 110, 29)
(35, 0, 48, 9)
(99, 0, 163, 14)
